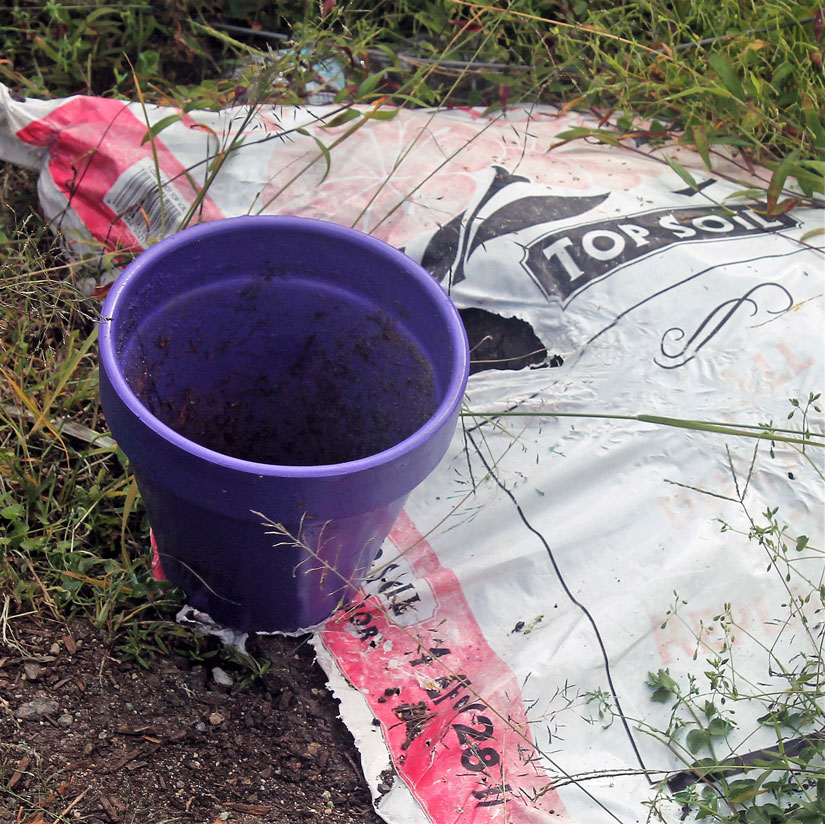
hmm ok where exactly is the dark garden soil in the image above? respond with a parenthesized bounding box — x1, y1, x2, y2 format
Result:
(459, 308, 550, 374)
(0, 615, 384, 824)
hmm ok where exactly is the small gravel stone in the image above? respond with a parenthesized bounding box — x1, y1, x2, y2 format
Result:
(15, 695, 58, 720)
(211, 667, 233, 687)
(209, 711, 225, 726)
(57, 713, 74, 728)
(23, 662, 43, 681)
(49, 642, 61, 655)
(194, 722, 208, 732)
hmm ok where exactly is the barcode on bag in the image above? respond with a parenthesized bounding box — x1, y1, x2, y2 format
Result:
(104, 159, 190, 246)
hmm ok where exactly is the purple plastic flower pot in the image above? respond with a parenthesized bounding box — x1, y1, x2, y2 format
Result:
(99, 216, 468, 632)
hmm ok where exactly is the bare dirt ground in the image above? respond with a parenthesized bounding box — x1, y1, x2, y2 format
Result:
(0, 615, 384, 824)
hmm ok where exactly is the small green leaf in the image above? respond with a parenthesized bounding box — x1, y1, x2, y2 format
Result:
(791, 161, 825, 195)
(772, 62, 795, 86)
(333, 85, 354, 104)
(357, 70, 386, 99)
(796, 535, 810, 551)
(709, 54, 746, 101)
(554, 126, 593, 141)
(60, 575, 82, 593)
(366, 108, 399, 121)
(321, 109, 361, 129)
(727, 778, 758, 803)
(686, 728, 710, 754)
(665, 157, 699, 190)
(646, 668, 679, 701)
(616, 113, 634, 132)
(744, 805, 771, 824)
(766, 157, 794, 209)
(691, 125, 711, 169)
(804, 108, 825, 149)
(480, 71, 522, 87)
(759, 803, 786, 820)
(723, 188, 764, 201)
(141, 113, 182, 145)
(708, 716, 732, 735)
(554, 127, 622, 147)
(76, 556, 95, 574)
(296, 128, 332, 184)
(33, 35, 61, 62)
(183, 98, 211, 113)
(800, 226, 825, 243)
(700, 135, 752, 147)
(586, 129, 622, 148)
(136, 49, 160, 78)
(1, 503, 24, 520)
(85, 6, 116, 23)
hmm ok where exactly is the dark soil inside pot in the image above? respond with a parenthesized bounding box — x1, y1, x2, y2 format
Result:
(122, 278, 436, 466)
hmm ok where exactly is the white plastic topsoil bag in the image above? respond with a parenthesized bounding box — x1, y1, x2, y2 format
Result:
(2, 81, 823, 823)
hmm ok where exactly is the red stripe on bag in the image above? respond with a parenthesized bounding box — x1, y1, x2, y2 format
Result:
(321, 511, 568, 822)
(16, 97, 223, 252)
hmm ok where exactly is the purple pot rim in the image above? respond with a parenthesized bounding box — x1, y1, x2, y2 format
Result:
(99, 215, 469, 479)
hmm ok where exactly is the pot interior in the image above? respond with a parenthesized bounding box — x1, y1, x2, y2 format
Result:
(119, 275, 436, 466)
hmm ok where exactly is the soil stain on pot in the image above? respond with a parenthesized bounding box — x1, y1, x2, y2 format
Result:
(121, 277, 436, 466)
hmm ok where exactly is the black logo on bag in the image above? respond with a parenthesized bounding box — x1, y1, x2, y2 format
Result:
(419, 167, 799, 306)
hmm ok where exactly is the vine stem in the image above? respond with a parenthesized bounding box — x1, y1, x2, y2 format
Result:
(460, 410, 824, 448)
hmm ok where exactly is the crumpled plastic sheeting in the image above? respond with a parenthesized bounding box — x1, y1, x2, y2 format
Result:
(0, 80, 773, 278)
(2, 81, 823, 823)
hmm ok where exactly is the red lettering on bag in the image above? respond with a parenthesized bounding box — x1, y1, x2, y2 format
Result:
(16, 97, 223, 252)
